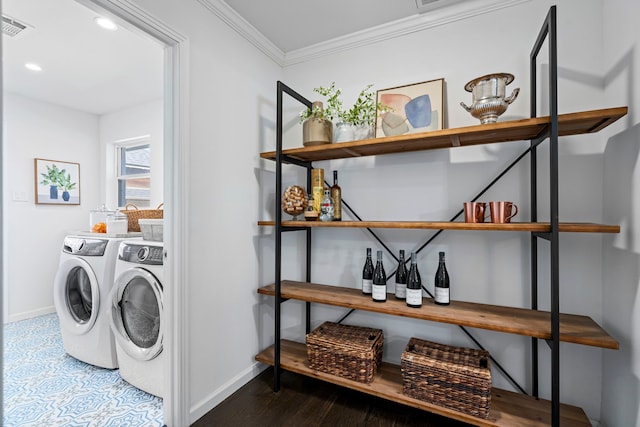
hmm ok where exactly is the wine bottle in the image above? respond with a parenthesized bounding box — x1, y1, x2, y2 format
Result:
(331, 170, 342, 221)
(362, 248, 374, 295)
(395, 250, 407, 300)
(434, 251, 450, 305)
(372, 250, 387, 302)
(406, 251, 422, 308)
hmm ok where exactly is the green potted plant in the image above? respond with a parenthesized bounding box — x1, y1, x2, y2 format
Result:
(58, 172, 77, 202)
(341, 84, 390, 141)
(299, 82, 343, 146)
(40, 163, 65, 200)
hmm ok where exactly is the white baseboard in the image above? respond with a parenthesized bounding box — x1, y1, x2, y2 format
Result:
(189, 361, 268, 424)
(6, 306, 56, 324)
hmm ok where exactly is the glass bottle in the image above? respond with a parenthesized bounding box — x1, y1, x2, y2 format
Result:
(406, 251, 422, 308)
(331, 170, 342, 221)
(304, 193, 318, 221)
(362, 248, 374, 295)
(395, 250, 407, 300)
(372, 250, 387, 302)
(319, 188, 334, 221)
(434, 251, 450, 305)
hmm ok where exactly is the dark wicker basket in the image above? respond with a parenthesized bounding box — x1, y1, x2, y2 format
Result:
(401, 337, 492, 419)
(306, 322, 384, 384)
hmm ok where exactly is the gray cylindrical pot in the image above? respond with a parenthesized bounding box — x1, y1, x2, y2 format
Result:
(302, 101, 333, 146)
(303, 117, 333, 146)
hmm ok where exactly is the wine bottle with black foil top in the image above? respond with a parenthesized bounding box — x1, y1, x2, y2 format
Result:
(434, 251, 450, 305)
(331, 170, 342, 221)
(395, 250, 408, 300)
(406, 251, 422, 308)
(372, 250, 387, 302)
(362, 248, 374, 295)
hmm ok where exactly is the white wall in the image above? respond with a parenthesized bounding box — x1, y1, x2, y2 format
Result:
(127, 0, 282, 422)
(2, 93, 101, 322)
(99, 99, 164, 209)
(256, 0, 612, 422)
(601, 0, 640, 425)
(2, 95, 164, 323)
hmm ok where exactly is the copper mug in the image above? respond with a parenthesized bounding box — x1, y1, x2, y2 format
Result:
(464, 202, 488, 223)
(490, 201, 518, 223)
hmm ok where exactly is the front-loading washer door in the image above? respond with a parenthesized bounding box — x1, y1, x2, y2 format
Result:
(54, 257, 100, 335)
(110, 267, 163, 361)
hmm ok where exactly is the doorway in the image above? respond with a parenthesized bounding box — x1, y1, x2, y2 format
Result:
(1, 0, 187, 424)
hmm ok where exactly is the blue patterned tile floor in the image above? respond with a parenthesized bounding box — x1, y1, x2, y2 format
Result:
(3, 313, 163, 426)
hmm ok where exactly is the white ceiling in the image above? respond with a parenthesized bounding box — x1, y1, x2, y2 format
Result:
(223, 0, 434, 53)
(2, 0, 164, 115)
(2, 0, 504, 115)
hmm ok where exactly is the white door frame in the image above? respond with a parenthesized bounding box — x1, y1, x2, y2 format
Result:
(76, 1, 190, 425)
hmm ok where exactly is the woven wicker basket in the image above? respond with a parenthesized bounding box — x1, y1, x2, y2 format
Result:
(401, 337, 492, 419)
(306, 322, 384, 384)
(123, 203, 164, 232)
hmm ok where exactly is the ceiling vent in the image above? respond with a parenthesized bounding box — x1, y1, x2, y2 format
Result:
(2, 15, 31, 38)
(415, 0, 464, 13)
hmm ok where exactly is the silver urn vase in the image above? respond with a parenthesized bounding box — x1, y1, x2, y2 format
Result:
(460, 73, 520, 124)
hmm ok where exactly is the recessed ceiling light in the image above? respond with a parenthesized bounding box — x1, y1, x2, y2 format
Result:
(94, 17, 118, 31)
(25, 62, 42, 72)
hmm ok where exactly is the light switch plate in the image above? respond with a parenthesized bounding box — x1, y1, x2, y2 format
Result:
(12, 191, 28, 202)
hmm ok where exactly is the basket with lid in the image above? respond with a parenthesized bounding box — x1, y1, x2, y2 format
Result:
(401, 337, 492, 419)
(306, 321, 384, 384)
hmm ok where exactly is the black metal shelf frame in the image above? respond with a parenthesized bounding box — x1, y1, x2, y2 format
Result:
(530, 6, 560, 426)
(270, 6, 562, 425)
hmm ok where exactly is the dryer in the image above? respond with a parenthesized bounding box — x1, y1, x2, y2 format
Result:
(54, 235, 127, 369)
(110, 239, 164, 397)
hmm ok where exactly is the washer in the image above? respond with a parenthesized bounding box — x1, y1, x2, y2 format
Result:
(110, 239, 164, 397)
(54, 235, 128, 369)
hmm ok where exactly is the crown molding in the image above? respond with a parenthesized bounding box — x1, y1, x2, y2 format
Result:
(284, 0, 532, 66)
(199, 0, 531, 68)
(197, 0, 286, 66)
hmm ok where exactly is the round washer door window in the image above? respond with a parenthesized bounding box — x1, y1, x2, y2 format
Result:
(53, 257, 100, 335)
(111, 267, 163, 361)
(122, 275, 160, 348)
(67, 266, 94, 323)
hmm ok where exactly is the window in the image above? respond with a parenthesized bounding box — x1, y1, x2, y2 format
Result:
(117, 143, 151, 208)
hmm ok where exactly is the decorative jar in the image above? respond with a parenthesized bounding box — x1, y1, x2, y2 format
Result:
(460, 73, 520, 124)
(282, 185, 307, 220)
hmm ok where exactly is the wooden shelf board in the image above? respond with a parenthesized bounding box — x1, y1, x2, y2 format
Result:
(256, 340, 591, 427)
(257, 220, 620, 234)
(260, 107, 627, 162)
(258, 281, 619, 349)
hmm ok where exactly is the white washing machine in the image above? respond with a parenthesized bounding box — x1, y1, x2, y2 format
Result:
(110, 239, 164, 397)
(54, 235, 128, 369)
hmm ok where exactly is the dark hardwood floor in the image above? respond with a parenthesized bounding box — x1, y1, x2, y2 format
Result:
(192, 368, 471, 427)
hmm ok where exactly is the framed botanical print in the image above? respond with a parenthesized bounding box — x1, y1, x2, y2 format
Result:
(34, 158, 80, 205)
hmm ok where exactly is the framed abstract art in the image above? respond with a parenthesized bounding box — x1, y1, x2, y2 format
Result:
(375, 78, 444, 138)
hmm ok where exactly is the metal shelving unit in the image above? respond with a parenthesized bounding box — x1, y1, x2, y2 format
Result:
(259, 6, 625, 426)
